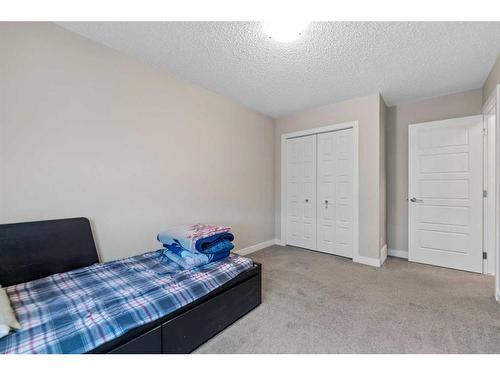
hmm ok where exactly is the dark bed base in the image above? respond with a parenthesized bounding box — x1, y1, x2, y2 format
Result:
(0, 217, 262, 354)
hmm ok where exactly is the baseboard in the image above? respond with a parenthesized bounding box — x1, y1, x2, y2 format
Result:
(273, 241, 388, 268)
(353, 255, 382, 268)
(388, 248, 408, 259)
(380, 244, 388, 266)
(276, 238, 286, 246)
(235, 239, 278, 256)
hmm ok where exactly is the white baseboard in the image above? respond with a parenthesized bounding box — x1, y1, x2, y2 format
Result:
(235, 239, 278, 256)
(388, 248, 408, 259)
(354, 255, 382, 268)
(380, 244, 388, 266)
(353, 244, 387, 268)
(275, 241, 387, 268)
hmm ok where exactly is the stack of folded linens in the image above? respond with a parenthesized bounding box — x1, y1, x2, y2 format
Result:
(157, 224, 234, 270)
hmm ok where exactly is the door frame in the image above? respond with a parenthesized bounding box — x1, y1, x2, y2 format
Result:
(482, 84, 500, 301)
(482, 90, 497, 277)
(279, 120, 360, 262)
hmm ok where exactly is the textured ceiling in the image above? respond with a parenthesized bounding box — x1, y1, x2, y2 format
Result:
(58, 22, 500, 118)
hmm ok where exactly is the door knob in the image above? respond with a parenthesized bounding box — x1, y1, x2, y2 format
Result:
(305, 198, 309, 203)
(325, 200, 329, 208)
(410, 197, 424, 203)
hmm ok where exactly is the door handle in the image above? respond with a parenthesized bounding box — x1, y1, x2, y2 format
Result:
(305, 198, 309, 203)
(410, 197, 424, 203)
(325, 200, 329, 208)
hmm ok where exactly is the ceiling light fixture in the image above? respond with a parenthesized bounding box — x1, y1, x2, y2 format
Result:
(261, 21, 310, 43)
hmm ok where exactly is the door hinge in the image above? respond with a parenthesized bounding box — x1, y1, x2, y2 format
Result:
(483, 190, 488, 198)
(483, 127, 488, 136)
(483, 252, 488, 260)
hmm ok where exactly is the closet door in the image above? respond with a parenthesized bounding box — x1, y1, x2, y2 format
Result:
(286, 135, 317, 249)
(317, 129, 354, 258)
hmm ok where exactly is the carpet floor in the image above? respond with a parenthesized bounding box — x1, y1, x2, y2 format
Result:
(195, 245, 500, 353)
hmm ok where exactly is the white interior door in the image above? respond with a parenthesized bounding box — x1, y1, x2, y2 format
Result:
(408, 115, 484, 273)
(317, 129, 354, 257)
(286, 135, 317, 249)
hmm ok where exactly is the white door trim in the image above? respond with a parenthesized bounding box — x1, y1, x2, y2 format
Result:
(497, 84, 500, 302)
(280, 121, 360, 262)
(482, 84, 500, 301)
(482, 91, 497, 276)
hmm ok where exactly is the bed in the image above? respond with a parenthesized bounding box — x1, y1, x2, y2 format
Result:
(0, 217, 262, 354)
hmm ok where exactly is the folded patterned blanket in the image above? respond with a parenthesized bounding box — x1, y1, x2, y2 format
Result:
(162, 243, 231, 270)
(158, 223, 232, 252)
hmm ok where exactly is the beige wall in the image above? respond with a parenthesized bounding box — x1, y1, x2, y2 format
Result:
(386, 89, 483, 253)
(483, 53, 500, 103)
(275, 94, 384, 260)
(0, 22, 275, 262)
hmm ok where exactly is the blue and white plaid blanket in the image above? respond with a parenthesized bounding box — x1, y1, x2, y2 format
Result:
(0, 250, 253, 354)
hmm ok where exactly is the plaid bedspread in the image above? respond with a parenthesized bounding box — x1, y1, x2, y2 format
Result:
(0, 251, 253, 354)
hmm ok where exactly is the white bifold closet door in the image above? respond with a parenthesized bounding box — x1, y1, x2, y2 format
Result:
(286, 135, 317, 249)
(286, 128, 354, 258)
(317, 129, 354, 257)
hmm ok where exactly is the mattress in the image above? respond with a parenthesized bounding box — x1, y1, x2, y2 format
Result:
(0, 250, 253, 354)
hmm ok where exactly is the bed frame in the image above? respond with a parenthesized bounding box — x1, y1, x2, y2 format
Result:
(0, 217, 262, 354)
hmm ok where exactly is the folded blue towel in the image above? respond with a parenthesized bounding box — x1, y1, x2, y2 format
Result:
(195, 232, 235, 253)
(162, 242, 232, 270)
(162, 243, 209, 270)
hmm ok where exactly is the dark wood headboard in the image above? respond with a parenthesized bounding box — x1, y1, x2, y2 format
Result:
(0, 217, 99, 287)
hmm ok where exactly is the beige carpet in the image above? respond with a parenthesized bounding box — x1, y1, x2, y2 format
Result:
(196, 245, 500, 353)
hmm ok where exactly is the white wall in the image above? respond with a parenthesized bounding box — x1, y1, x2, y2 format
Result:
(386, 89, 483, 254)
(274, 94, 385, 260)
(0, 22, 275, 261)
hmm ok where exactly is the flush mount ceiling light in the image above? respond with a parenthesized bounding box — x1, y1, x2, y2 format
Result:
(261, 21, 310, 43)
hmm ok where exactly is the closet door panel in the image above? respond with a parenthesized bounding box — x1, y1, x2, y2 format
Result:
(286, 138, 302, 247)
(286, 135, 317, 249)
(317, 132, 337, 253)
(317, 129, 354, 257)
(300, 135, 317, 249)
(333, 128, 354, 258)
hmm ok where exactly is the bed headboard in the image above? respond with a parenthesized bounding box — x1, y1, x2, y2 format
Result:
(0, 217, 99, 287)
